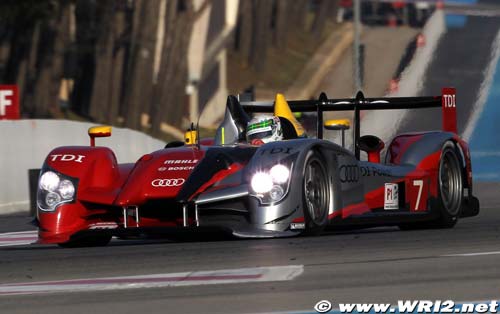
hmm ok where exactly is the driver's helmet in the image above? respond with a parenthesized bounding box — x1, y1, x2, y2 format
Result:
(246, 115, 283, 144)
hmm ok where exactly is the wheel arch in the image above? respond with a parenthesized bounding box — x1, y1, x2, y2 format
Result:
(437, 138, 472, 193)
(451, 137, 473, 191)
(387, 132, 458, 167)
(248, 139, 344, 227)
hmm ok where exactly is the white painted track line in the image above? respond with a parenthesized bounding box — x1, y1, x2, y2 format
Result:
(0, 230, 37, 247)
(442, 251, 500, 257)
(0, 265, 304, 296)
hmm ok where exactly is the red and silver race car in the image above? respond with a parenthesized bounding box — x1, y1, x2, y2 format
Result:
(35, 87, 479, 247)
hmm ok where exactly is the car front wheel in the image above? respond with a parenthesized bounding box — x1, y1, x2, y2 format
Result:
(302, 151, 329, 235)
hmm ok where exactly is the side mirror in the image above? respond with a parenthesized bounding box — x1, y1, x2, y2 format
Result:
(324, 119, 350, 148)
(88, 125, 112, 147)
(185, 122, 198, 145)
(358, 135, 385, 163)
(324, 119, 350, 131)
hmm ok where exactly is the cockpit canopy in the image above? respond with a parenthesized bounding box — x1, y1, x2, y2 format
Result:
(214, 94, 306, 146)
(214, 95, 251, 146)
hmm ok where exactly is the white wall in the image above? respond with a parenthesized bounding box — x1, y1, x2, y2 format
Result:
(361, 10, 446, 144)
(0, 120, 165, 214)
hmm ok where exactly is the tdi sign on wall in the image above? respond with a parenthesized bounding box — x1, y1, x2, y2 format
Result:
(0, 85, 19, 120)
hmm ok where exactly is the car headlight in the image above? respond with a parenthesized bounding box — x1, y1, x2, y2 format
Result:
(251, 172, 273, 193)
(58, 180, 75, 199)
(250, 163, 292, 204)
(39, 171, 60, 192)
(269, 164, 290, 184)
(45, 192, 61, 208)
(37, 170, 78, 212)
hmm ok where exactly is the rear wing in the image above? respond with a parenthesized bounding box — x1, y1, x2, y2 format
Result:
(241, 88, 457, 158)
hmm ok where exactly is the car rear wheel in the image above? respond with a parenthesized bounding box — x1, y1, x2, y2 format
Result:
(434, 142, 464, 228)
(302, 151, 329, 235)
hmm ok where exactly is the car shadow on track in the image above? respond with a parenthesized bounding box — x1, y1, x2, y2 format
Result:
(0, 225, 432, 251)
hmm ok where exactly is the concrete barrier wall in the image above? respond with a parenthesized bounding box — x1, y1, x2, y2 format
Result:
(0, 120, 165, 214)
(361, 10, 446, 144)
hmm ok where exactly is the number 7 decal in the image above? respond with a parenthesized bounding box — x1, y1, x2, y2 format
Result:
(413, 180, 424, 210)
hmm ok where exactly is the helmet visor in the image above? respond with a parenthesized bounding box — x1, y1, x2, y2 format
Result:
(247, 119, 275, 142)
(247, 129, 273, 141)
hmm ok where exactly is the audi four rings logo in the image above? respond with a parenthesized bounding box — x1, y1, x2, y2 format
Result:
(151, 178, 185, 187)
(339, 165, 360, 183)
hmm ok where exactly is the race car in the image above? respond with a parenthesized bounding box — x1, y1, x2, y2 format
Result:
(35, 87, 479, 247)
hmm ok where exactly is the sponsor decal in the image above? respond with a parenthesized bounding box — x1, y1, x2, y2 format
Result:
(290, 222, 305, 230)
(0, 85, 19, 120)
(260, 147, 293, 155)
(164, 159, 198, 164)
(158, 166, 195, 172)
(443, 93, 456, 108)
(384, 183, 399, 210)
(151, 178, 185, 187)
(360, 166, 391, 177)
(89, 222, 118, 230)
(168, 166, 195, 171)
(50, 154, 86, 163)
(339, 165, 359, 183)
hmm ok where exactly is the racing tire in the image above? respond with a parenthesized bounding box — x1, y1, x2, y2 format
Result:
(433, 142, 464, 228)
(399, 142, 464, 230)
(58, 235, 112, 248)
(302, 151, 329, 235)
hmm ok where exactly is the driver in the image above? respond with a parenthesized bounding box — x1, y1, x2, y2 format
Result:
(246, 115, 283, 146)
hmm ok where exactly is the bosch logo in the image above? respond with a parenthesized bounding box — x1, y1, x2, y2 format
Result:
(151, 178, 185, 187)
(339, 165, 359, 183)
